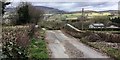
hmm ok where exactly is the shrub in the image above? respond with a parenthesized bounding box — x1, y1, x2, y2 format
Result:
(2, 25, 32, 59)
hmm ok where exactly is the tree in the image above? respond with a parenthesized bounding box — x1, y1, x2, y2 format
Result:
(110, 17, 120, 26)
(9, 12, 19, 25)
(16, 2, 30, 25)
(0, 1, 10, 25)
(28, 5, 44, 25)
(90, 16, 110, 25)
(16, 2, 44, 25)
(0, 1, 11, 15)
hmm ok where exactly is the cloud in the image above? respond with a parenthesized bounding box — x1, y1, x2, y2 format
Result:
(6, 0, 120, 12)
(8, 0, 120, 2)
(32, 2, 118, 12)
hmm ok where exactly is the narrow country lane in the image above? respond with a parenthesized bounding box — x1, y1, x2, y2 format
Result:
(45, 30, 110, 58)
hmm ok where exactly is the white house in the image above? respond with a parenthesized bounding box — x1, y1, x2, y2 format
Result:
(89, 23, 105, 28)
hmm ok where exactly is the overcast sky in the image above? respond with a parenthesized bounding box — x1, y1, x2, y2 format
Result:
(6, 0, 120, 12)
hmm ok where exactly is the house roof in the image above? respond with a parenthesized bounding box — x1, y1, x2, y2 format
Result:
(90, 23, 104, 27)
(107, 25, 119, 28)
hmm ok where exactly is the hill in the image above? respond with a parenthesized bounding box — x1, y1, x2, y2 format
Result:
(34, 6, 66, 14)
(5, 6, 66, 14)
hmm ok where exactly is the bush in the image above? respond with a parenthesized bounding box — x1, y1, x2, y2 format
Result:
(63, 25, 120, 43)
(2, 25, 32, 59)
(98, 33, 120, 43)
(40, 21, 65, 30)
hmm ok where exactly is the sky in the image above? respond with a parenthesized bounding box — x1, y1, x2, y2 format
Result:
(6, 0, 120, 12)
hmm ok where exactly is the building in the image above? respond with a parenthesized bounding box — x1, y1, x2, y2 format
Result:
(62, 17, 79, 22)
(89, 23, 105, 28)
(106, 25, 119, 28)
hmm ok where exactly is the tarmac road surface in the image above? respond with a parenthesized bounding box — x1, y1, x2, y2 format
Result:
(45, 30, 111, 59)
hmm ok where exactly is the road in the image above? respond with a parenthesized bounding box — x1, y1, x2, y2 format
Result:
(45, 30, 110, 58)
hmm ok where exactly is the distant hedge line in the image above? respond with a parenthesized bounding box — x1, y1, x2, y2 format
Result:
(81, 28, 120, 31)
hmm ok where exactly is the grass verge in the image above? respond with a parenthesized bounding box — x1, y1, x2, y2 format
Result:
(27, 30, 49, 59)
(80, 38, 120, 60)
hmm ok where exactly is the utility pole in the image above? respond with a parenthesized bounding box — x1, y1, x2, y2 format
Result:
(118, 1, 120, 16)
(81, 8, 84, 30)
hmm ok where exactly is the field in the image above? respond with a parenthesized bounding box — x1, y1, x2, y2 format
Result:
(62, 12, 111, 19)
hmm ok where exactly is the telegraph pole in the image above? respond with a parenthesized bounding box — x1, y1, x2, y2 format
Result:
(118, 1, 120, 16)
(81, 8, 84, 30)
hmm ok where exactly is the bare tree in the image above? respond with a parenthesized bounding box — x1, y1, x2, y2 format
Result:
(28, 4, 44, 25)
